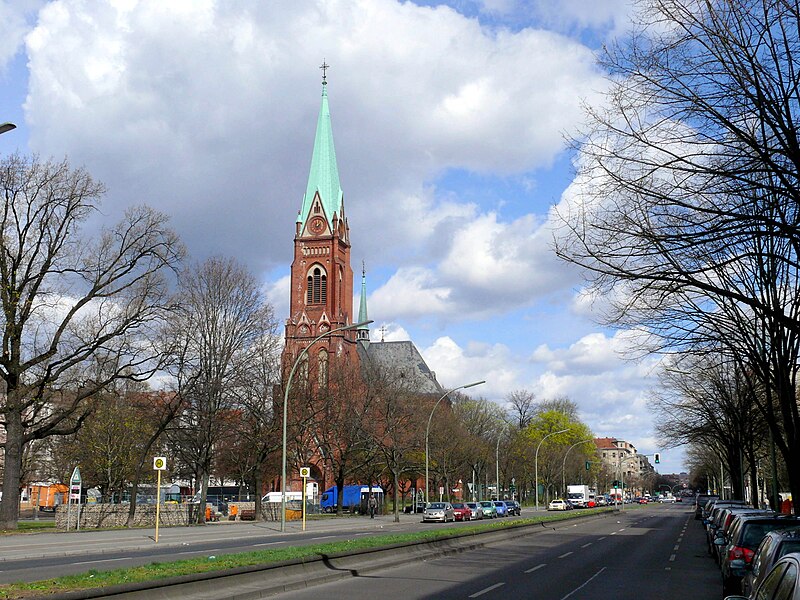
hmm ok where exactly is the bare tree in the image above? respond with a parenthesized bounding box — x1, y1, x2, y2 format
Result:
(0, 153, 183, 529)
(506, 390, 536, 429)
(167, 257, 273, 523)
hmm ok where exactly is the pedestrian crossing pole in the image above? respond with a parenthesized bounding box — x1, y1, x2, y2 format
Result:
(153, 457, 167, 542)
(300, 467, 310, 532)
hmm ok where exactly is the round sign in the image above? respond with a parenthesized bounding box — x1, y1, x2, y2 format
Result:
(153, 456, 167, 471)
(299, 466, 311, 478)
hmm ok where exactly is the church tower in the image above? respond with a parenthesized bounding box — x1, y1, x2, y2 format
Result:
(282, 66, 357, 374)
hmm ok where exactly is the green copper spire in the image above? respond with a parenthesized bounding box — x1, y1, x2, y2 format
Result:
(297, 64, 343, 228)
(357, 263, 369, 341)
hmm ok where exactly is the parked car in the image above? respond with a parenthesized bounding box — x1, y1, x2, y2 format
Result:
(465, 501, 484, 520)
(695, 494, 719, 520)
(451, 502, 472, 521)
(422, 502, 455, 523)
(724, 552, 800, 600)
(718, 514, 800, 596)
(708, 508, 769, 562)
(479, 500, 498, 518)
(548, 499, 569, 511)
(493, 501, 509, 517)
(505, 500, 521, 516)
(740, 528, 800, 597)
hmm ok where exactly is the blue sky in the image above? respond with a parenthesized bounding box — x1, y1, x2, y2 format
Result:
(0, 0, 685, 476)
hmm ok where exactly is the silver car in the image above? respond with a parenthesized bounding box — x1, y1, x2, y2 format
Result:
(465, 501, 484, 520)
(422, 502, 455, 523)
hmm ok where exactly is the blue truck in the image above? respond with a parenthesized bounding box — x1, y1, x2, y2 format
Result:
(320, 485, 383, 514)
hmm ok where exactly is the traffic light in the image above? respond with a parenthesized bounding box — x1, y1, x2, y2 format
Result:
(654, 452, 661, 464)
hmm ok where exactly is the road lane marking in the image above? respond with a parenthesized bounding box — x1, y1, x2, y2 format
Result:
(598, 536, 607, 541)
(311, 536, 335, 540)
(610, 532, 617, 535)
(559, 567, 606, 600)
(558, 552, 573, 558)
(674, 545, 680, 551)
(252, 541, 286, 547)
(469, 582, 505, 597)
(74, 557, 129, 565)
(525, 563, 546, 573)
(581, 543, 592, 548)
(669, 554, 676, 561)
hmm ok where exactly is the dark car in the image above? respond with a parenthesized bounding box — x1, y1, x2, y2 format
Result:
(709, 508, 769, 562)
(505, 500, 521, 516)
(696, 494, 719, 519)
(724, 552, 800, 600)
(718, 514, 800, 596)
(740, 528, 800, 597)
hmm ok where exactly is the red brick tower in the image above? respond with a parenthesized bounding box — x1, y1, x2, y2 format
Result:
(282, 68, 357, 384)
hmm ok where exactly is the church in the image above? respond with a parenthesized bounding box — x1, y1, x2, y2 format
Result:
(280, 66, 442, 497)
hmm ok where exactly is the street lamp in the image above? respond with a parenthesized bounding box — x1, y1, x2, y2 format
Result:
(495, 423, 508, 501)
(535, 428, 568, 511)
(280, 319, 372, 533)
(425, 380, 485, 503)
(0, 122, 16, 135)
(561, 438, 594, 499)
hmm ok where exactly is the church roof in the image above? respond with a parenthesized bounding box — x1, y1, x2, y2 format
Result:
(358, 341, 443, 395)
(297, 81, 344, 229)
(357, 268, 369, 329)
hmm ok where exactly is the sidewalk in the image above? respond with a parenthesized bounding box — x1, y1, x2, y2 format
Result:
(0, 512, 419, 562)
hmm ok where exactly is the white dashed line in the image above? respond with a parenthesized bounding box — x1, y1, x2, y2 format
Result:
(74, 557, 128, 565)
(311, 536, 335, 540)
(598, 536, 607, 541)
(525, 563, 546, 573)
(581, 543, 592, 548)
(469, 582, 506, 598)
(669, 554, 676, 561)
(558, 552, 573, 559)
(252, 541, 286, 547)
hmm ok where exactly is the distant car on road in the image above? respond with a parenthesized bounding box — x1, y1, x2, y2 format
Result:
(505, 500, 521, 516)
(465, 502, 484, 520)
(479, 501, 498, 518)
(451, 502, 472, 521)
(548, 499, 569, 511)
(422, 502, 455, 523)
(493, 501, 509, 517)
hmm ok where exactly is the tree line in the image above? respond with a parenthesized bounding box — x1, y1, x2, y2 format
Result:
(554, 0, 800, 511)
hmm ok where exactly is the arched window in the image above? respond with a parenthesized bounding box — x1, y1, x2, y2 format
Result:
(318, 349, 329, 387)
(298, 354, 309, 387)
(306, 266, 327, 304)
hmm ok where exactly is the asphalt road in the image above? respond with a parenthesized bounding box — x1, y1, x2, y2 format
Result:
(270, 504, 720, 599)
(0, 509, 531, 584)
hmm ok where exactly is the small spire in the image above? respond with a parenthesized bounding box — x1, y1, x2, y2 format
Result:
(357, 264, 369, 342)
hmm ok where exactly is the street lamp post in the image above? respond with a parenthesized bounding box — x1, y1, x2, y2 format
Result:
(561, 438, 594, 499)
(425, 380, 485, 504)
(280, 319, 372, 533)
(0, 122, 16, 135)
(495, 424, 507, 501)
(535, 428, 568, 511)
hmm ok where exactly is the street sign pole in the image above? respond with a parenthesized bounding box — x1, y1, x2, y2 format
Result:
(153, 457, 167, 543)
(300, 467, 310, 531)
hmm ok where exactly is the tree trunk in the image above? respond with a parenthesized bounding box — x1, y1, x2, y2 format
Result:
(393, 467, 400, 523)
(0, 407, 24, 529)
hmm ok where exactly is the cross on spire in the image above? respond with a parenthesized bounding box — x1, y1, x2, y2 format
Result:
(320, 60, 330, 85)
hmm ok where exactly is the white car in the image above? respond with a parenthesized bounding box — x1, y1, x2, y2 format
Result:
(465, 501, 484, 519)
(548, 499, 569, 511)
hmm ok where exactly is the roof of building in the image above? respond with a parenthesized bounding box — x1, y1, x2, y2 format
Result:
(357, 267, 368, 329)
(358, 340, 443, 395)
(297, 81, 344, 229)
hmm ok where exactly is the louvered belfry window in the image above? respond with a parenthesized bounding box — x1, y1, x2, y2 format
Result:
(307, 266, 327, 304)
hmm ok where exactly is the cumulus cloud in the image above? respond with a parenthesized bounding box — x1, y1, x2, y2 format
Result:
(22, 0, 604, 280)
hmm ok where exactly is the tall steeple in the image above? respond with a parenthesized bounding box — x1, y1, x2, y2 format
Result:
(283, 63, 355, 369)
(357, 262, 369, 344)
(296, 60, 344, 232)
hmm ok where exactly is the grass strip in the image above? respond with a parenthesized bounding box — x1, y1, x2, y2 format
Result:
(0, 508, 615, 599)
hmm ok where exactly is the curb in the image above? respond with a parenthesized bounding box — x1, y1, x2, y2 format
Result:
(40, 510, 615, 599)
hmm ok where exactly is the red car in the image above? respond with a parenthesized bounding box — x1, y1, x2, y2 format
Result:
(451, 502, 472, 521)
